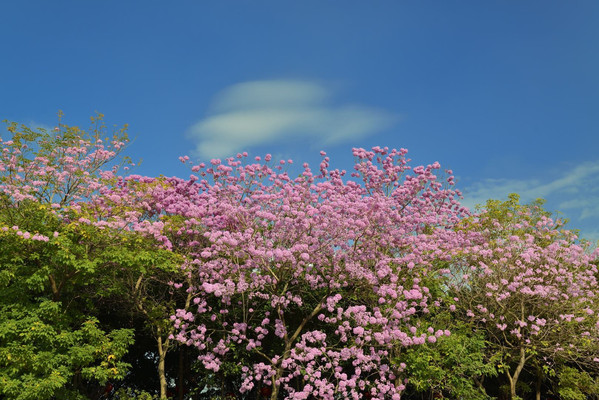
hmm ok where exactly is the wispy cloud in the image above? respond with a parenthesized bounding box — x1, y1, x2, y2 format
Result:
(559, 197, 599, 220)
(28, 121, 55, 132)
(461, 161, 599, 211)
(579, 229, 599, 245)
(187, 80, 398, 158)
(461, 160, 599, 243)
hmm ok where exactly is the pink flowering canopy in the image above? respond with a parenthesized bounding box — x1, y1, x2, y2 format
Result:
(3, 117, 599, 400)
(90, 147, 472, 399)
(449, 201, 599, 398)
(0, 117, 130, 242)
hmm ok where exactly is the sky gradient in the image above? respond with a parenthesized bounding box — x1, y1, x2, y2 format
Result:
(1, 1, 598, 242)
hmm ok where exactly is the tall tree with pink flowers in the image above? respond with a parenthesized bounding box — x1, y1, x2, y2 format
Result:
(124, 147, 473, 399)
(450, 194, 599, 400)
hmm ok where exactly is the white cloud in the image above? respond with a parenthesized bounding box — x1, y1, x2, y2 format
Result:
(579, 228, 599, 245)
(461, 161, 599, 212)
(460, 178, 537, 211)
(187, 80, 397, 158)
(461, 160, 599, 244)
(210, 80, 329, 113)
(559, 197, 599, 220)
(28, 121, 55, 132)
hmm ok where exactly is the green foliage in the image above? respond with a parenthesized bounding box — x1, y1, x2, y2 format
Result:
(454, 194, 599, 399)
(462, 194, 547, 240)
(398, 320, 497, 399)
(0, 300, 133, 400)
(0, 202, 137, 398)
(0, 116, 137, 398)
(0, 219, 137, 398)
(112, 388, 160, 399)
(555, 366, 599, 400)
(475, 193, 551, 223)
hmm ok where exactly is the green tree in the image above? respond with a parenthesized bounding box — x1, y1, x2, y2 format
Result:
(396, 311, 497, 399)
(0, 116, 135, 399)
(92, 227, 193, 399)
(452, 194, 599, 400)
(1, 116, 201, 399)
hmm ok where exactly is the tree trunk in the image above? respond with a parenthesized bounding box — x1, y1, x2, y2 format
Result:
(268, 299, 325, 400)
(509, 378, 517, 400)
(49, 274, 60, 301)
(506, 347, 527, 400)
(157, 334, 168, 399)
(270, 367, 284, 400)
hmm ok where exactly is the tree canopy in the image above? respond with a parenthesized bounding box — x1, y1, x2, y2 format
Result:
(1, 117, 598, 400)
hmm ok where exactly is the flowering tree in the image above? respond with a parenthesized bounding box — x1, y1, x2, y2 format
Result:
(81, 176, 196, 398)
(394, 300, 498, 399)
(3, 114, 598, 400)
(451, 195, 599, 400)
(0, 115, 136, 399)
(108, 147, 471, 399)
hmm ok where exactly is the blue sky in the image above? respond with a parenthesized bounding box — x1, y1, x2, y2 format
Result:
(1, 1, 598, 243)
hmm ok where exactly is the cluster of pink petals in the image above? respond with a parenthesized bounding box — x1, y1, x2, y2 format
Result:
(7, 125, 597, 397)
(451, 208, 599, 369)
(102, 147, 472, 399)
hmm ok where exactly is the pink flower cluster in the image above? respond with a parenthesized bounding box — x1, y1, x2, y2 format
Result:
(5, 122, 599, 398)
(128, 147, 471, 399)
(452, 207, 599, 369)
